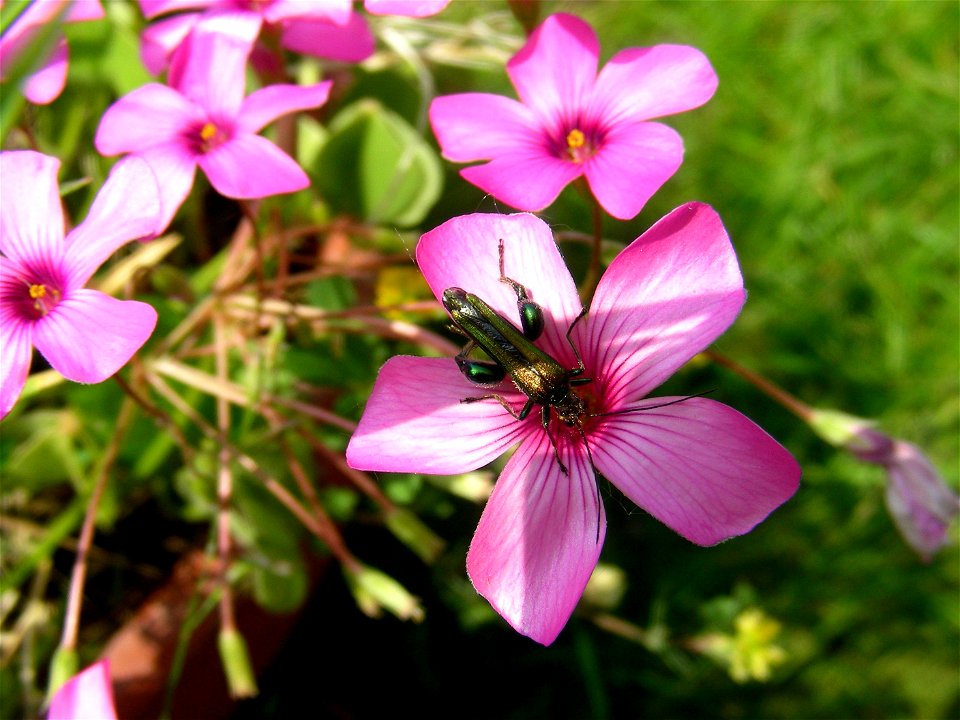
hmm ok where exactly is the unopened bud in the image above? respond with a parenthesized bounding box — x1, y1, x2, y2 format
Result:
(344, 564, 424, 622)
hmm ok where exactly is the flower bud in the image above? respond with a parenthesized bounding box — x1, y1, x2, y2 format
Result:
(344, 564, 425, 622)
(218, 628, 258, 699)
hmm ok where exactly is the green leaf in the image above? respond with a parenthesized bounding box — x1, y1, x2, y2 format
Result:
(314, 100, 443, 227)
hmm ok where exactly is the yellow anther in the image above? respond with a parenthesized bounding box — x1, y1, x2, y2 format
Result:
(566, 128, 586, 149)
(200, 122, 218, 141)
(29, 284, 46, 299)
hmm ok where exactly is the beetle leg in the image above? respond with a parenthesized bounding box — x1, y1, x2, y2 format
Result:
(565, 307, 590, 375)
(460, 393, 525, 420)
(541, 406, 570, 475)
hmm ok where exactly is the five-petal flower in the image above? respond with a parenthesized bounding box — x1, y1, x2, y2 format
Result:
(346, 204, 801, 644)
(0, 150, 162, 419)
(95, 11, 332, 231)
(430, 13, 718, 220)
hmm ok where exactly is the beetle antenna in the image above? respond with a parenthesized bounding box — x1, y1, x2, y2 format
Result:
(590, 389, 715, 418)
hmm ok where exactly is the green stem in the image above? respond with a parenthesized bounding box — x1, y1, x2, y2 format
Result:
(578, 197, 604, 305)
(57, 397, 136, 653)
(703, 349, 813, 421)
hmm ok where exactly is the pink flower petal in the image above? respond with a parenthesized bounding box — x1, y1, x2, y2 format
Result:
(197, 133, 308, 199)
(139, 13, 200, 75)
(0, 1, 66, 81)
(170, 11, 260, 116)
(65, 0, 106, 22)
(281, 13, 375, 63)
(506, 13, 599, 129)
(884, 441, 960, 561)
(460, 153, 582, 215)
(64, 156, 162, 286)
(589, 44, 718, 124)
(365, 0, 451, 17)
(0, 295, 34, 420)
(585, 203, 745, 405)
(133, 145, 199, 231)
(33, 289, 157, 384)
(467, 431, 606, 645)
(429, 92, 540, 162)
(416, 213, 582, 361)
(0, 151, 65, 265)
(237, 81, 333, 135)
(47, 659, 118, 720)
(583, 121, 683, 220)
(23, 39, 69, 105)
(266, 0, 352, 24)
(345, 356, 530, 474)
(95, 83, 199, 156)
(592, 397, 800, 546)
(139, 0, 214, 20)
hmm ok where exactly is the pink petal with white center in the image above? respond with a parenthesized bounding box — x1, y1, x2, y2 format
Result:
(139, 0, 215, 20)
(460, 153, 582, 216)
(280, 13, 375, 63)
(346, 356, 530, 474)
(47, 659, 118, 720)
(0, 151, 65, 265)
(429, 93, 540, 162)
(131, 145, 198, 231)
(197, 133, 308, 199)
(95, 83, 200, 155)
(170, 11, 260, 116)
(416, 213, 582, 361)
(237, 82, 332, 135)
(22, 39, 68, 105)
(585, 203, 744, 405)
(583, 120, 683, 220)
(139, 13, 200, 75)
(64, 156, 163, 287)
(365, 0, 451, 17)
(33, 289, 157, 384)
(0, 302, 34, 420)
(592, 397, 800, 546)
(467, 430, 605, 645)
(506, 13, 599, 130)
(589, 45, 718, 125)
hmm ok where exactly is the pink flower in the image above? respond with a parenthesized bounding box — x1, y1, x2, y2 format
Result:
(0, 0, 104, 104)
(96, 11, 332, 231)
(0, 151, 161, 420)
(846, 426, 958, 561)
(429, 13, 718, 220)
(881, 441, 959, 562)
(346, 204, 801, 644)
(364, 0, 450, 16)
(136, 0, 449, 74)
(47, 659, 118, 720)
(809, 409, 959, 561)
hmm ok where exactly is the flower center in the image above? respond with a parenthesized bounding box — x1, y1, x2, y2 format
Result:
(234, 0, 273, 9)
(26, 282, 61, 318)
(563, 127, 601, 164)
(2, 259, 67, 321)
(188, 120, 231, 154)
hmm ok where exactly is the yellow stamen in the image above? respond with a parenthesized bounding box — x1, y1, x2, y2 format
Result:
(200, 122, 218, 142)
(566, 128, 586, 150)
(29, 284, 46, 299)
